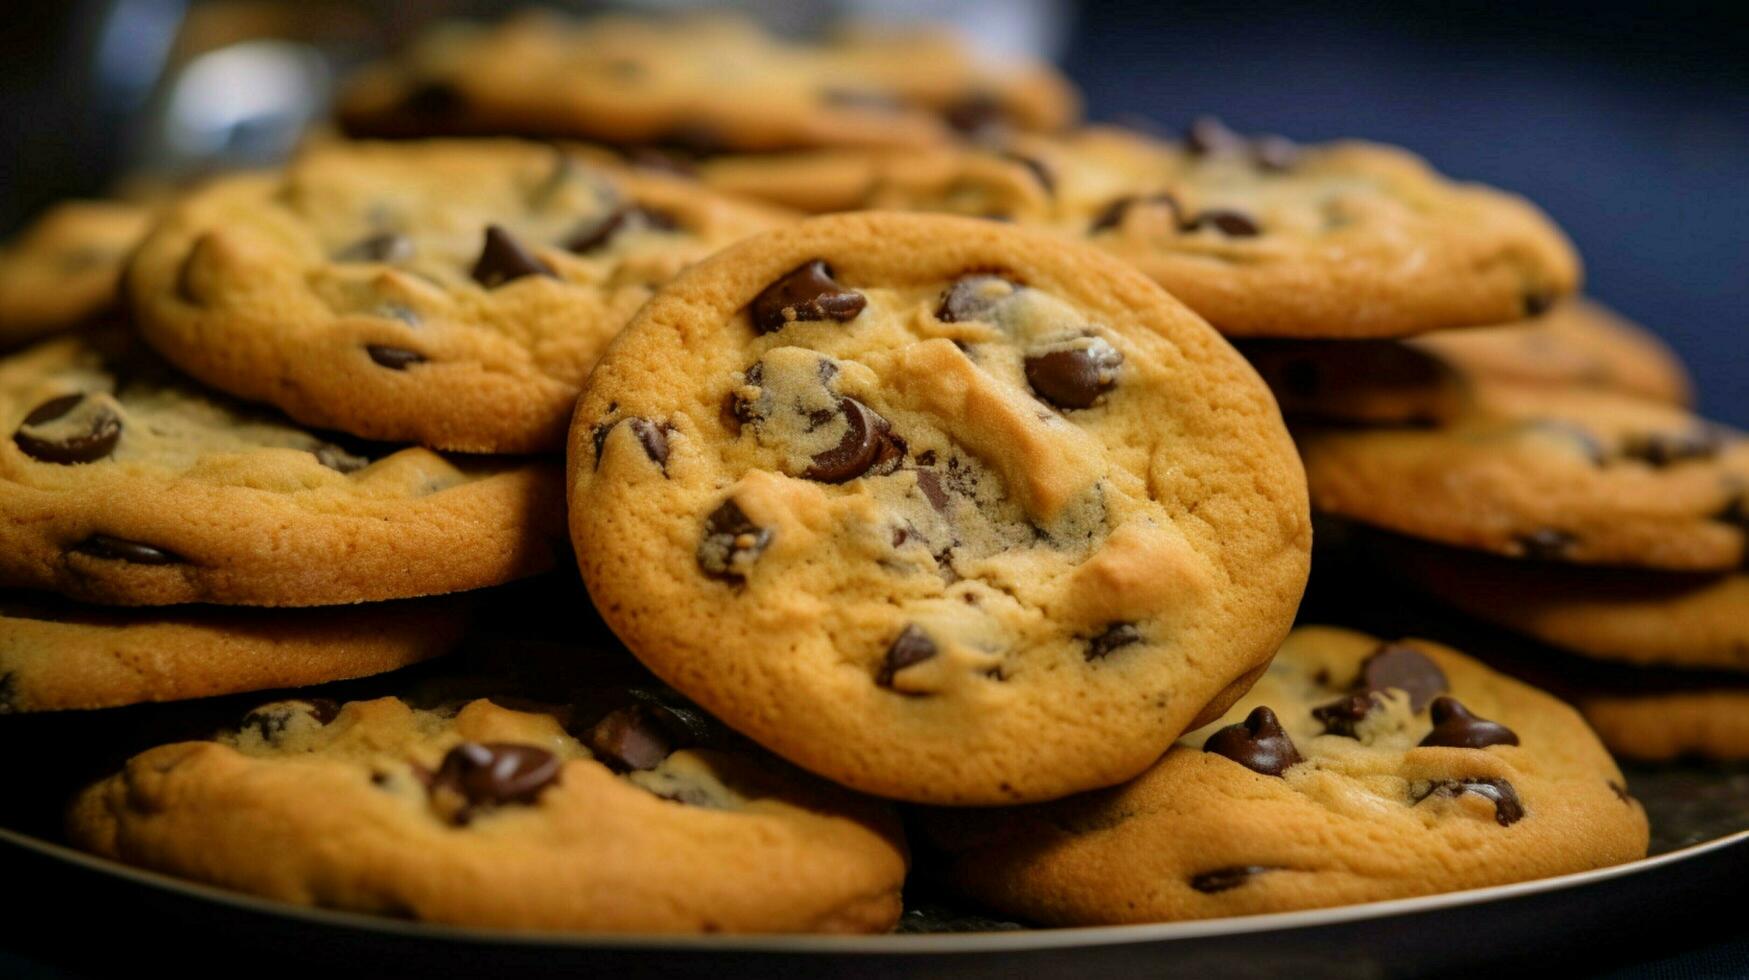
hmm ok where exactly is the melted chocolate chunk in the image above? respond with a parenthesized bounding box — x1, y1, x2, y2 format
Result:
(335, 232, 414, 264)
(71, 535, 182, 565)
(748, 260, 866, 334)
(592, 417, 670, 470)
(1089, 193, 1182, 235)
(1311, 692, 1378, 738)
(366, 345, 426, 370)
(1517, 528, 1578, 561)
(804, 398, 906, 483)
(1620, 429, 1722, 467)
(1419, 696, 1520, 749)
(877, 624, 938, 688)
(13, 393, 122, 464)
(1415, 778, 1524, 826)
(564, 205, 680, 254)
(1358, 643, 1450, 712)
(1086, 622, 1142, 661)
(1025, 341, 1123, 410)
(1184, 209, 1261, 237)
(586, 705, 675, 772)
(913, 469, 950, 513)
(1190, 866, 1275, 894)
(470, 225, 556, 288)
(696, 500, 772, 582)
(936, 274, 1019, 323)
(430, 742, 562, 821)
(1203, 706, 1302, 776)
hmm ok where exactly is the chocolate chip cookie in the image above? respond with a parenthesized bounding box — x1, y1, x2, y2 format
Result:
(0, 201, 151, 348)
(919, 626, 1648, 925)
(1580, 688, 1749, 762)
(699, 122, 1580, 338)
(568, 212, 1310, 804)
(1374, 535, 1749, 671)
(126, 140, 789, 453)
(1298, 381, 1749, 570)
(1244, 298, 1693, 426)
(337, 11, 1078, 151)
(0, 592, 468, 713)
(68, 692, 907, 932)
(0, 329, 563, 605)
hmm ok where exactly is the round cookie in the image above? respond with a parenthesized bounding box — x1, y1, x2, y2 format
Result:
(568, 212, 1310, 804)
(1374, 536, 1749, 671)
(0, 592, 469, 713)
(699, 122, 1581, 338)
(0, 201, 152, 347)
(919, 626, 1649, 925)
(1243, 298, 1692, 426)
(68, 692, 908, 933)
(336, 11, 1078, 151)
(1579, 689, 1749, 762)
(127, 140, 790, 453)
(1298, 381, 1749, 570)
(0, 329, 563, 606)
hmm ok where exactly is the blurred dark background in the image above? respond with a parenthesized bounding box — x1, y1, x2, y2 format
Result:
(0, 0, 1743, 424)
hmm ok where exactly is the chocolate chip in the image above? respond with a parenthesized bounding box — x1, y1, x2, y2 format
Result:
(586, 705, 674, 772)
(564, 205, 680, 254)
(429, 742, 562, 821)
(1190, 866, 1274, 894)
(470, 225, 556, 288)
(914, 469, 950, 513)
(1358, 643, 1450, 712)
(1517, 528, 1577, 561)
(1086, 622, 1142, 661)
(697, 499, 772, 582)
(942, 94, 1008, 141)
(1185, 116, 1247, 157)
(1522, 291, 1554, 317)
(1089, 193, 1182, 235)
(1001, 152, 1055, 194)
(804, 398, 905, 483)
(239, 699, 336, 741)
(593, 417, 670, 471)
(748, 261, 866, 334)
(13, 394, 121, 464)
(1025, 340, 1123, 410)
(366, 345, 426, 370)
(335, 232, 414, 264)
(1620, 429, 1722, 467)
(71, 534, 182, 565)
(1419, 696, 1520, 749)
(1203, 706, 1302, 777)
(936, 274, 1019, 323)
(1311, 692, 1378, 738)
(877, 624, 938, 688)
(1184, 209, 1262, 237)
(1252, 135, 1301, 172)
(1415, 778, 1524, 826)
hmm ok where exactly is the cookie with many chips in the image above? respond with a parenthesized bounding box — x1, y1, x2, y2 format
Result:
(127, 140, 789, 453)
(68, 690, 907, 933)
(568, 212, 1310, 804)
(337, 11, 1078, 151)
(919, 626, 1648, 924)
(701, 122, 1581, 338)
(0, 329, 562, 605)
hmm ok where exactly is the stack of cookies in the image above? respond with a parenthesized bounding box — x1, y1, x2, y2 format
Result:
(0, 9, 1674, 936)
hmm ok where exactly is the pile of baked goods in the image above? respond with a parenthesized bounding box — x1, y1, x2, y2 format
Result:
(14, 8, 1740, 934)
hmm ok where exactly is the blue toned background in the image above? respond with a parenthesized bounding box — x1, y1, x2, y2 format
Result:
(1061, 0, 1749, 426)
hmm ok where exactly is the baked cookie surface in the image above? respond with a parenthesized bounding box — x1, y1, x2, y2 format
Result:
(568, 212, 1310, 804)
(0, 592, 468, 713)
(919, 626, 1648, 924)
(0, 201, 151, 347)
(1298, 382, 1749, 570)
(700, 123, 1580, 338)
(337, 11, 1078, 151)
(127, 140, 789, 453)
(0, 329, 563, 605)
(68, 691, 908, 933)
(1244, 298, 1692, 426)
(1580, 688, 1749, 762)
